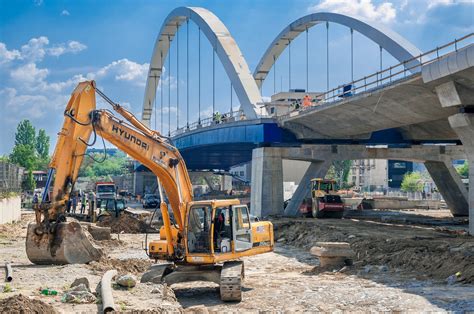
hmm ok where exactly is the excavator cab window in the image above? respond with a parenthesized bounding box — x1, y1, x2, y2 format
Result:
(213, 207, 232, 253)
(231, 205, 253, 252)
(187, 205, 212, 254)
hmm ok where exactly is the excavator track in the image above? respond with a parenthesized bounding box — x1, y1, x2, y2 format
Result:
(220, 261, 244, 302)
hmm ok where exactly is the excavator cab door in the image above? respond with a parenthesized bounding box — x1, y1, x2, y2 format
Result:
(231, 205, 253, 252)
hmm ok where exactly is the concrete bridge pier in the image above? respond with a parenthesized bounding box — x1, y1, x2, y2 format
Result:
(449, 113, 474, 234)
(283, 160, 332, 217)
(435, 80, 474, 234)
(250, 147, 283, 217)
(424, 160, 468, 217)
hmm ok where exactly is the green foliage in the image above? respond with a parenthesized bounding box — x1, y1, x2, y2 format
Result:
(0, 155, 9, 162)
(401, 172, 424, 192)
(456, 161, 469, 178)
(15, 120, 36, 147)
(325, 160, 352, 186)
(3, 283, 12, 293)
(22, 169, 36, 191)
(79, 154, 128, 178)
(9, 120, 50, 171)
(36, 129, 50, 160)
(10, 144, 37, 169)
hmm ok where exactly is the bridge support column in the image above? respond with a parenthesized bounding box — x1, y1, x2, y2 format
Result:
(283, 160, 332, 217)
(424, 160, 468, 217)
(250, 147, 283, 217)
(449, 113, 474, 234)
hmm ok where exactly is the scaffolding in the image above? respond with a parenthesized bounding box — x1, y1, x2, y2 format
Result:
(0, 161, 23, 194)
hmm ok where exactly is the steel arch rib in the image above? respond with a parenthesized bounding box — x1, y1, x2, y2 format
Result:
(142, 7, 263, 126)
(253, 12, 423, 88)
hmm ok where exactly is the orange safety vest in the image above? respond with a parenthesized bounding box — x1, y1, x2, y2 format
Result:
(303, 95, 312, 107)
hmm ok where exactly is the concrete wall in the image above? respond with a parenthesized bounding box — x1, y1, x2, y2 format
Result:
(0, 196, 21, 224)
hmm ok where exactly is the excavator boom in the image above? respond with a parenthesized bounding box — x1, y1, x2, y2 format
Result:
(27, 81, 193, 264)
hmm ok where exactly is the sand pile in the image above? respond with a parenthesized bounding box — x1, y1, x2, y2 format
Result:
(0, 294, 58, 313)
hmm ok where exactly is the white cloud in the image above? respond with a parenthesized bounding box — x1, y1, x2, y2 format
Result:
(20, 36, 49, 62)
(427, 0, 472, 9)
(0, 37, 88, 63)
(10, 63, 49, 84)
(89, 58, 149, 86)
(61, 10, 70, 16)
(48, 41, 87, 57)
(308, 0, 397, 24)
(0, 43, 21, 64)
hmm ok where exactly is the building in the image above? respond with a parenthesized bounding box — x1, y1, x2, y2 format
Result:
(349, 159, 416, 191)
(32, 170, 48, 189)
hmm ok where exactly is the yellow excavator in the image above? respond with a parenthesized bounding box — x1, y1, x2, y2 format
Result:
(27, 81, 274, 301)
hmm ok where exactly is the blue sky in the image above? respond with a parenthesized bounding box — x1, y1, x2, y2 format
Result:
(0, 0, 473, 155)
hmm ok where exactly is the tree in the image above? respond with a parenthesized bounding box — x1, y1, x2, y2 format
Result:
(401, 172, 424, 192)
(22, 169, 36, 191)
(78, 154, 128, 178)
(36, 129, 50, 160)
(15, 120, 36, 147)
(456, 161, 469, 178)
(10, 144, 36, 169)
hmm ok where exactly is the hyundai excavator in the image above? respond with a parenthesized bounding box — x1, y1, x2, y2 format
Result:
(26, 81, 274, 301)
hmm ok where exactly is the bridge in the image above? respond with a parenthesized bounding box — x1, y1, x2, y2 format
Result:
(139, 7, 474, 234)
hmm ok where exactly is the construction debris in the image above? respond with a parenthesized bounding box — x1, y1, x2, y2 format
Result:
(61, 283, 96, 304)
(116, 274, 137, 288)
(310, 242, 354, 268)
(101, 270, 117, 313)
(5, 263, 12, 282)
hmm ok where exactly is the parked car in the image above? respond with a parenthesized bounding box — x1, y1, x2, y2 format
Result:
(143, 194, 160, 208)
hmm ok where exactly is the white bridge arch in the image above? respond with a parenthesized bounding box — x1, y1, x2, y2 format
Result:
(142, 7, 263, 126)
(253, 12, 422, 88)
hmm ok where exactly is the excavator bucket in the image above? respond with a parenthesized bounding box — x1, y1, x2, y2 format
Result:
(26, 221, 103, 265)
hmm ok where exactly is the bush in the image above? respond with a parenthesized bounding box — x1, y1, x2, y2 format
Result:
(401, 172, 423, 192)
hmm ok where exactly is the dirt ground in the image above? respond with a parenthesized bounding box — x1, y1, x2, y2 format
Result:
(0, 210, 473, 312)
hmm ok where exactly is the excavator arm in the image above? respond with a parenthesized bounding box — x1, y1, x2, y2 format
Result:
(28, 80, 193, 264)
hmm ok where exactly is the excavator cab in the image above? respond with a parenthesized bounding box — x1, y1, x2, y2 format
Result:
(148, 200, 273, 263)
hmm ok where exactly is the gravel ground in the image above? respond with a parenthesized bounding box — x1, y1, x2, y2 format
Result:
(0, 211, 473, 312)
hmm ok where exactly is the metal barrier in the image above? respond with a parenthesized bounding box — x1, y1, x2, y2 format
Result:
(279, 33, 474, 118)
(170, 110, 244, 137)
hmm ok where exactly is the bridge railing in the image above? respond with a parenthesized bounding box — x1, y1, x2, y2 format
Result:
(170, 109, 244, 137)
(280, 33, 474, 117)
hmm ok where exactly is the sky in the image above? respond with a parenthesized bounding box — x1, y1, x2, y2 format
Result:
(0, 0, 473, 155)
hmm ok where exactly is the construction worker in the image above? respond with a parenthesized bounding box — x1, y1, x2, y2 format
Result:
(80, 192, 86, 214)
(88, 190, 96, 222)
(71, 193, 77, 214)
(303, 94, 312, 108)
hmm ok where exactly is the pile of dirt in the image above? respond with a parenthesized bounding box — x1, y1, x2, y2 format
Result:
(0, 213, 34, 239)
(0, 294, 58, 313)
(88, 258, 153, 275)
(97, 213, 155, 234)
(274, 220, 474, 283)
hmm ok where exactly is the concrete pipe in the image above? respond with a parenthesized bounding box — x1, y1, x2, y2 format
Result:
(101, 269, 117, 313)
(5, 263, 12, 282)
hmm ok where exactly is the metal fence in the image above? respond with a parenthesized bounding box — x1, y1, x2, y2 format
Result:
(0, 161, 23, 194)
